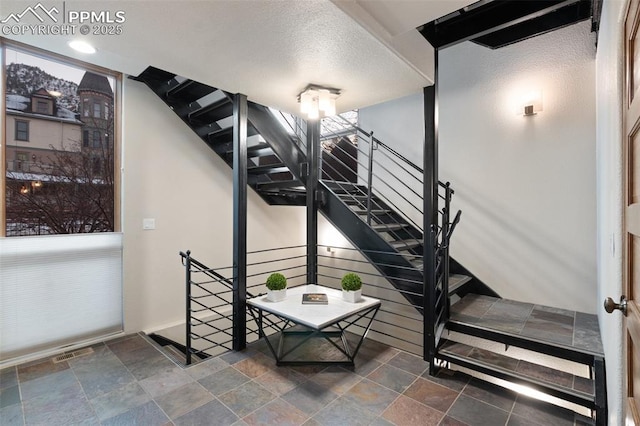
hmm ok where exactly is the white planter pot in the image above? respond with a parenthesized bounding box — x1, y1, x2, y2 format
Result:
(267, 289, 286, 302)
(342, 289, 362, 303)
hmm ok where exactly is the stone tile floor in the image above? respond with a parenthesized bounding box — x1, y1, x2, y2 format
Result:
(0, 333, 591, 425)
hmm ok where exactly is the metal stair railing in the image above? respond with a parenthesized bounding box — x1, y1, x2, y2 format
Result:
(319, 114, 458, 252)
(180, 250, 238, 365)
(318, 113, 461, 365)
(179, 246, 307, 365)
(270, 108, 308, 153)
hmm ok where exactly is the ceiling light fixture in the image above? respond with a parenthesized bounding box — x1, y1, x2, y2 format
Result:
(68, 40, 96, 54)
(298, 85, 340, 120)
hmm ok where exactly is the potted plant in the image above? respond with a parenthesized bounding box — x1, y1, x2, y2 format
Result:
(341, 272, 362, 303)
(266, 272, 287, 302)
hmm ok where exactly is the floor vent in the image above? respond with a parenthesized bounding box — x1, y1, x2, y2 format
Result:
(52, 347, 94, 363)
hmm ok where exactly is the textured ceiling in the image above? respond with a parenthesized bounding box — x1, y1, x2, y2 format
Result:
(0, 0, 474, 113)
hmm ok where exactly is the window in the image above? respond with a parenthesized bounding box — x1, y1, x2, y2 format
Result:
(15, 152, 28, 171)
(104, 103, 109, 120)
(15, 120, 29, 141)
(93, 130, 101, 148)
(4, 46, 119, 237)
(2, 45, 123, 365)
(36, 100, 49, 114)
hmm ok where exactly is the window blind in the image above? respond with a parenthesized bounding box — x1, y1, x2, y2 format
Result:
(0, 233, 123, 361)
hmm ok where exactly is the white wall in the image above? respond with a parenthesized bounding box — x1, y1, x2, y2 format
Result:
(358, 93, 425, 231)
(595, 0, 626, 423)
(121, 79, 306, 333)
(359, 92, 424, 164)
(361, 21, 598, 314)
(439, 21, 597, 313)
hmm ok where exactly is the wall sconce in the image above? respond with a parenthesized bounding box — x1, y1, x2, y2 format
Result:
(298, 84, 340, 120)
(522, 90, 542, 116)
(20, 185, 29, 195)
(31, 180, 43, 189)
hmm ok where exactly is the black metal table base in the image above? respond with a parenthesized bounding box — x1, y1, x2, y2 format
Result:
(248, 304, 380, 366)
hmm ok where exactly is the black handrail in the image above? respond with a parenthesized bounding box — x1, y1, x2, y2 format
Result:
(180, 250, 234, 289)
(323, 115, 453, 193)
(180, 247, 308, 364)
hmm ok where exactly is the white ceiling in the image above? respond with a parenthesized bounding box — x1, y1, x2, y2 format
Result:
(0, 0, 473, 114)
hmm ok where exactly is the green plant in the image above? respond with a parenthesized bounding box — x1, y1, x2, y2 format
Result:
(341, 273, 362, 291)
(266, 272, 287, 291)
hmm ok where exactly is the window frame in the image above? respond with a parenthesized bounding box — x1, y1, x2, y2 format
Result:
(1, 40, 123, 237)
(92, 130, 102, 148)
(14, 119, 29, 141)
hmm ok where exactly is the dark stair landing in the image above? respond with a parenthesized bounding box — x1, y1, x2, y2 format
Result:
(438, 294, 605, 425)
(449, 294, 603, 355)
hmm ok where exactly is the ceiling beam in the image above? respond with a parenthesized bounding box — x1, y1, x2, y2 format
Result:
(417, 0, 583, 50)
(472, 1, 591, 49)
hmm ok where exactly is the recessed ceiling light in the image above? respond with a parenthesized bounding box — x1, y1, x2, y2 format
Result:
(68, 40, 96, 54)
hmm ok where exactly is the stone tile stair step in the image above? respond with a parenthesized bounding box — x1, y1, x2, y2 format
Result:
(438, 340, 596, 407)
(448, 274, 472, 294)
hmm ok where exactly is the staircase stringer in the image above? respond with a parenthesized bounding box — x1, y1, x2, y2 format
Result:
(319, 182, 425, 310)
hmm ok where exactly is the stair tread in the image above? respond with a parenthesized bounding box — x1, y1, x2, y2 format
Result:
(448, 274, 472, 294)
(188, 97, 233, 123)
(248, 164, 290, 174)
(133, 66, 176, 87)
(389, 240, 422, 250)
(353, 209, 391, 215)
(166, 79, 217, 102)
(257, 180, 304, 191)
(438, 340, 595, 398)
(339, 194, 371, 202)
(208, 125, 259, 144)
(245, 143, 273, 157)
(449, 294, 604, 357)
(371, 223, 408, 232)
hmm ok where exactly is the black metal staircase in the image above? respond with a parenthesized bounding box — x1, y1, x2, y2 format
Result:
(132, 66, 467, 312)
(132, 67, 306, 207)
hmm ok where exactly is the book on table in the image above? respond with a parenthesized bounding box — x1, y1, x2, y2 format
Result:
(302, 293, 328, 304)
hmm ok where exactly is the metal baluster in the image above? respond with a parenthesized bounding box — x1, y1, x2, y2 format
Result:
(366, 132, 375, 225)
(185, 250, 192, 365)
(442, 184, 451, 321)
